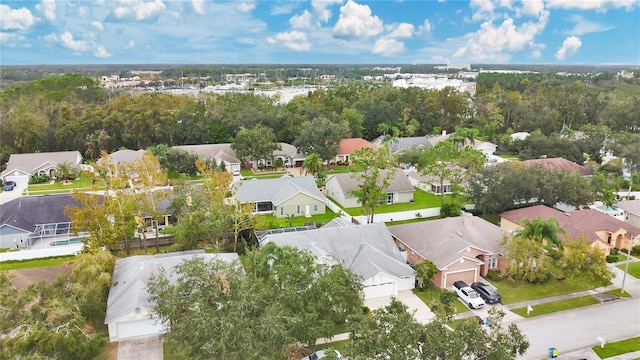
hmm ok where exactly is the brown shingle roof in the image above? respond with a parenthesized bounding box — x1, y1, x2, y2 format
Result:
(338, 138, 374, 155)
(521, 157, 590, 176)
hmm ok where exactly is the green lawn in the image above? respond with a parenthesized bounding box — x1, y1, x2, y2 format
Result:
(343, 188, 452, 216)
(385, 217, 439, 226)
(592, 336, 640, 359)
(492, 277, 610, 304)
(26, 177, 105, 194)
(603, 288, 632, 298)
(510, 295, 600, 318)
(262, 208, 339, 228)
(413, 286, 468, 314)
(617, 261, 640, 279)
(0, 255, 75, 270)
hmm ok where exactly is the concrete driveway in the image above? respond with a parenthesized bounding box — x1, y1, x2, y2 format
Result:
(364, 290, 435, 324)
(117, 335, 163, 360)
(0, 183, 26, 204)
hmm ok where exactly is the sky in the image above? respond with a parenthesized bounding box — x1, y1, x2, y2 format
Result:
(1, 0, 639, 65)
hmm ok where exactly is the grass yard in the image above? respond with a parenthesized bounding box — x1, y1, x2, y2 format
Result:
(617, 261, 640, 279)
(343, 188, 453, 216)
(26, 177, 103, 194)
(603, 288, 632, 298)
(0, 255, 75, 270)
(413, 286, 469, 314)
(261, 208, 339, 228)
(607, 254, 627, 263)
(592, 336, 640, 359)
(385, 217, 440, 226)
(510, 295, 600, 318)
(492, 276, 610, 304)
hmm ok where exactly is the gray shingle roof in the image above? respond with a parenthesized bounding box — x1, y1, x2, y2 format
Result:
(1, 151, 82, 177)
(97, 149, 147, 166)
(236, 176, 325, 205)
(0, 194, 98, 231)
(373, 136, 433, 154)
(105, 250, 240, 324)
(616, 200, 640, 216)
(327, 169, 414, 194)
(173, 144, 241, 163)
(388, 214, 504, 269)
(262, 223, 414, 281)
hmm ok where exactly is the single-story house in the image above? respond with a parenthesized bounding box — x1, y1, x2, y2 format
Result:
(333, 138, 375, 164)
(251, 142, 307, 169)
(97, 149, 150, 177)
(260, 222, 415, 299)
(235, 176, 326, 217)
(0, 194, 94, 248)
(105, 250, 240, 342)
(521, 157, 591, 176)
(616, 200, 640, 229)
(173, 143, 242, 174)
(1, 151, 83, 185)
(406, 169, 453, 195)
(500, 204, 640, 255)
(426, 131, 497, 158)
(372, 135, 432, 155)
(388, 213, 505, 288)
(325, 169, 415, 208)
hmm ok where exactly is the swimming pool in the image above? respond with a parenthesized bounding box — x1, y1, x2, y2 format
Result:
(596, 205, 618, 212)
(49, 237, 84, 246)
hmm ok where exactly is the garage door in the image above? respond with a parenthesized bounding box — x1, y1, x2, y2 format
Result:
(116, 319, 166, 341)
(364, 282, 396, 299)
(444, 270, 476, 288)
(5, 175, 29, 185)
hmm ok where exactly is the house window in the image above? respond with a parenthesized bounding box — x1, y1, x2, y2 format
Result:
(280, 207, 283, 216)
(297, 205, 300, 214)
(313, 204, 318, 212)
(398, 243, 405, 251)
(488, 257, 498, 269)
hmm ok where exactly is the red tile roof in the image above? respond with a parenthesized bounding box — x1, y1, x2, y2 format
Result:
(501, 205, 640, 244)
(338, 138, 375, 155)
(521, 157, 590, 176)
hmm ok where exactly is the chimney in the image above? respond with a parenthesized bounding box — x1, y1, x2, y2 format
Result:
(463, 212, 473, 227)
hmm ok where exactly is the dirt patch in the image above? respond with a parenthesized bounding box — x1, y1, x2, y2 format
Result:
(7, 264, 73, 290)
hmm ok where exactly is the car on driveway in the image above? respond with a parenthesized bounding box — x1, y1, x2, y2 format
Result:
(471, 282, 501, 304)
(3, 181, 16, 191)
(301, 350, 343, 360)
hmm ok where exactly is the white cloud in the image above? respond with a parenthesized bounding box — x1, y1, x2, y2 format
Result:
(546, 0, 636, 11)
(60, 31, 92, 52)
(268, 31, 311, 51)
(418, 19, 432, 35)
(372, 37, 405, 56)
(125, 40, 136, 49)
(555, 36, 581, 60)
(470, 0, 496, 21)
(386, 23, 414, 39)
(565, 15, 613, 35)
(36, 0, 56, 21)
(42, 32, 59, 42)
(237, 2, 255, 13)
(453, 9, 549, 62)
(0, 4, 37, 31)
(270, 3, 300, 15)
(312, 0, 343, 23)
(0, 32, 26, 46)
(333, 0, 383, 40)
(191, 0, 205, 14)
(94, 45, 112, 58)
(518, 0, 545, 17)
(91, 21, 105, 32)
(290, 10, 313, 29)
(113, 0, 166, 21)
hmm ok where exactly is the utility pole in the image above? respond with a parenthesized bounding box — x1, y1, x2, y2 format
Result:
(620, 234, 633, 295)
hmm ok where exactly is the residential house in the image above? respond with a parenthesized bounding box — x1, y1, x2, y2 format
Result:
(252, 143, 307, 169)
(1, 151, 83, 185)
(500, 204, 640, 255)
(260, 222, 415, 299)
(173, 143, 242, 174)
(235, 176, 326, 217)
(97, 149, 149, 177)
(426, 131, 498, 158)
(0, 194, 95, 248)
(388, 213, 505, 288)
(521, 157, 591, 176)
(372, 135, 432, 155)
(616, 200, 640, 229)
(105, 250, 240, 342)
(406, 169, 453, 195)
(325, 169, 415, 208)
(333, 138, 374, 164)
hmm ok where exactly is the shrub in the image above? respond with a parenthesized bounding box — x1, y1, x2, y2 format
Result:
(440, 202, 462, 218)
(486, 270, 501, 281)
(29, 174, 50, 184)
(611, 248, 619, 255)
(606, 255, 619, 263)
(631, 245, 640, 256)
(620, 248, 630, 254)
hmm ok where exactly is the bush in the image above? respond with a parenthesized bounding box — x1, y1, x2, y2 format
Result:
(606, 255, 619, 263)
(29, 174, 50, 184)
(486, 270, 501, 281)
(620, 248, 630, 254)
(631, 245, 640, 256)
(611, 248, 619, 255)
(440, 202, 463, 218)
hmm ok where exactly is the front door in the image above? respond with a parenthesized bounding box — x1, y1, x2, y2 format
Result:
(387, 193, 394, 205)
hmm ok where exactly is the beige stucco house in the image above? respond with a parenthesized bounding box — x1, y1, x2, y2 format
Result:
(616, 200, 640, 229)
(325, 169, 415, 208)
(235, 176, 326, 217)
(388, 213, 506, 288)
(500, 205, 640, 255)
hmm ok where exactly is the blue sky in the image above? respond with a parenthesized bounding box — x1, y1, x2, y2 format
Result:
(1, 0, 639, 65)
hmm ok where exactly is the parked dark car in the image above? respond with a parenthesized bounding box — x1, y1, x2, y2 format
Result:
(3, 181, 16, 191)
(471, 282, 501, 304)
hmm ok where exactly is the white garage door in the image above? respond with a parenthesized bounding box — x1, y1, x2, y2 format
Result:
(444, 270, 476, 288)
(116, 319, 165, 341)
(364, 282, 396, 299)
(5, 175, 30, 185)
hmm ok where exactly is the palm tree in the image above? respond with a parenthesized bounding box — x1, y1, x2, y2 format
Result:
(519, 217, 564, 249)
(301, 153, 324, 179)
(56, 161, 74, 183)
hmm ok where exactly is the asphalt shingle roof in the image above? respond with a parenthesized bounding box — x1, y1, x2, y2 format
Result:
(1, 151, 82, 177)
(0, 194, 97, 231)
(236, 176, 325, 205)
(327, 169, 414, 194)
(521, 157, 590, 176)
